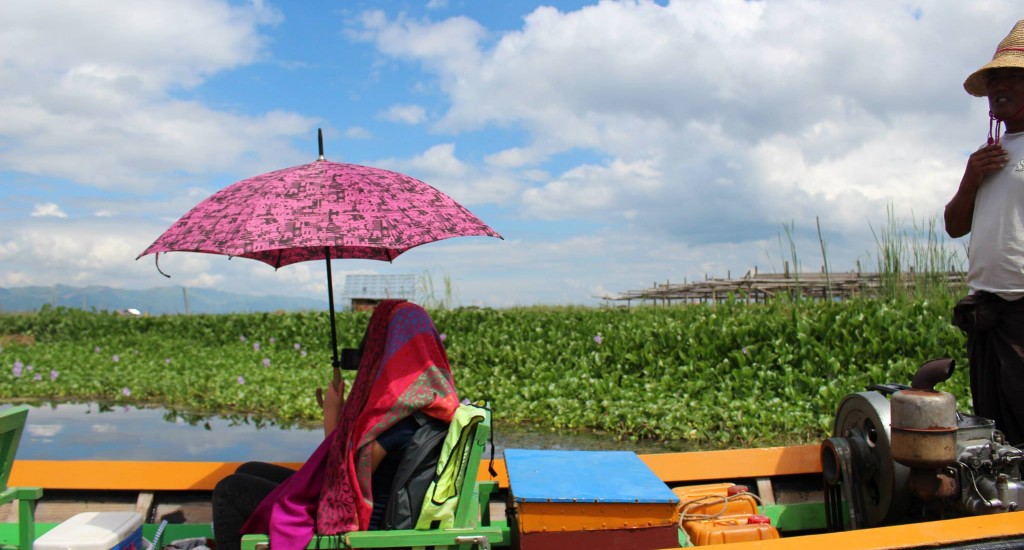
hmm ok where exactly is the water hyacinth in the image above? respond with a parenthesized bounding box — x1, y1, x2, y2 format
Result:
(121, 387, 131, 397)
(240, 335, 247, 342)
(12, 360, 23, 378)
(0, 290, 971, 448)
(165, 358, 171, 365)
(50, 370, 59, 380)
(262, 358, 271, 367)
(94, 346, 101, 353)
(439, 333, 447, 342)
(33, 374, 41, 381)
(301, 350, 307, 357)
(237, 376, 246, 385)
(594, 333, 603, 345)
(269, 337, 276, 344)
(253, 342, 261, 352)
(112, 355, 120, 363)
(294, 343, 301, 351)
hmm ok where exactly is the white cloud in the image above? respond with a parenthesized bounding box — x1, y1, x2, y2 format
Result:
(184, 272, 225, 288)
(372, 143, 522, 205)
(522, 159, 663, 219)
(31, 202, 67, 218)
(344, 126, 372, 139)
(0, 0, 315, 192)
(1, 1, 1016, 307)
(355, 1, 1013, 254)
(382, 104, 427, 124)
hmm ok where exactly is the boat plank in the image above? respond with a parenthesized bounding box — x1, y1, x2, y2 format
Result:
(10, 446, 819, 493)
(9, 461, 303, 491)
(718, 510, 1024, 549)
(639, 445, 821, 483)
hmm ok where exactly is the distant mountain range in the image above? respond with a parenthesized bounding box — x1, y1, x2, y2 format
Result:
(0, 285, 328, 315)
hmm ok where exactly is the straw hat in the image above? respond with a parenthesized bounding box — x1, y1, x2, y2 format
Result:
(964, 20, 1024, 97)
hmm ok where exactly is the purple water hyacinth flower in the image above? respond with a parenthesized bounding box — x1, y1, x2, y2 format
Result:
(122, 387, 131, 397)
(13, 361, 23, 378)
(240, 335, 247, 342)
(33, 374, 41, 381)
(94, 346, 101, 353)
(270, 337, 276, 344)
(25, 364, 33, 372)
(294, 343, 301, 350)
(594, 334, 603, 345)
(262, 358, 271, 367)
(301, 350, 307, 357)
(253, 342, 261, 352)
(237, 376, 246, 385)
(50, 370, 59, 381)
(439, 333, 447, 342)
(112, 355, 120, 362)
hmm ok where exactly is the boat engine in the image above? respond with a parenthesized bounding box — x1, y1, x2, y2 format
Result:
(821, 359, 1024, 531)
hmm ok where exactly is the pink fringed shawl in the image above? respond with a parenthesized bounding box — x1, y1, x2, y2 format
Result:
(241, 300, 459, 549)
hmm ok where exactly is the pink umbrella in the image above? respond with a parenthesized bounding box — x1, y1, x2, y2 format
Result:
(138, 130, 501, 369)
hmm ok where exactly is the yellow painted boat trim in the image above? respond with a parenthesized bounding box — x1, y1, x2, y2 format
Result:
(718, 510, 1024, 549)
(639, 445, 821, 483)
(9, 460, 304, 491)
(471, 445, 823, 489)
(8, 446, 821, 492)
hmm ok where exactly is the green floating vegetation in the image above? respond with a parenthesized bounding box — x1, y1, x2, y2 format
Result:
(0, 294, 969, 450)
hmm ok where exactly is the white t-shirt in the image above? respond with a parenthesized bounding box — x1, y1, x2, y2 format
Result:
(967, 131, 1024, 299)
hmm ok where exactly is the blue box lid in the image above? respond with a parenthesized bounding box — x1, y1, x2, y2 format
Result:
(504, 449, 679, 504)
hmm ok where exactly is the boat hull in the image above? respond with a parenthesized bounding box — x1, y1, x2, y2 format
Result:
(4, 446, 1024, 549)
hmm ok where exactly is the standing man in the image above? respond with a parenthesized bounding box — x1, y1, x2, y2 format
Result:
(946, 20, 1024, 446)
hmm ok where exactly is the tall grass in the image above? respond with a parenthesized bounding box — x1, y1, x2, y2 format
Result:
(869, 205, 966, 301)
(416, 270, 455, 310)
(774, 206, 965, 303)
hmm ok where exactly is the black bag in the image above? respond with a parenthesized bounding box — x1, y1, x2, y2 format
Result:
(380, 412, 449, 530)
(953, 292, 1003, 333)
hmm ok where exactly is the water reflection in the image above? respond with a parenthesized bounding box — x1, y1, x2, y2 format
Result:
(1, 401, 322, 462)
(1, 401, 687, 462)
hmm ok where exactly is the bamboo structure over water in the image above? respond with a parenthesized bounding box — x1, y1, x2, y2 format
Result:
(603, 264, 966, 306)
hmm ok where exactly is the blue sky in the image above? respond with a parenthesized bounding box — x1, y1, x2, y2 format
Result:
(0, 1, 1018, 307)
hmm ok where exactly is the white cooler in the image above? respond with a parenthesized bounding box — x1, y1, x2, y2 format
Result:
(34, 511, 144, 550)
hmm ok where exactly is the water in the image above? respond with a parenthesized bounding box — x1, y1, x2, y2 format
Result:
(2, 401, 323, 461)
(1, 401, 686, 462)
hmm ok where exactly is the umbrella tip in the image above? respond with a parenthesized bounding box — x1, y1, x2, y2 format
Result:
(317, 128, 325, 161)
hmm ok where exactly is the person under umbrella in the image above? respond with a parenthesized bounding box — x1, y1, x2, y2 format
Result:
(137, 129, 501, 376)
(212, 300, 459, 550)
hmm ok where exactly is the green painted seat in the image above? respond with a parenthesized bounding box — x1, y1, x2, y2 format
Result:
(0, 405, 43, 549)
(242, 405, 507, 550)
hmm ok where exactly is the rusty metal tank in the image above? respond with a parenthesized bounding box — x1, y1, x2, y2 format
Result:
(890, 359, 959, 470)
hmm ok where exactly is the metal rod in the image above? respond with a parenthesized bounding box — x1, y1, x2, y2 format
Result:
(325, 247, 340, 369)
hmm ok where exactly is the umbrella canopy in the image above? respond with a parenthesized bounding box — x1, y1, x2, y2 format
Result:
(138, 160, 501, 267)
(138, 131, 501, 369)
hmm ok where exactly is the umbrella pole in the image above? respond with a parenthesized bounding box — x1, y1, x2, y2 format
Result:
(325, 247, 341, 370)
